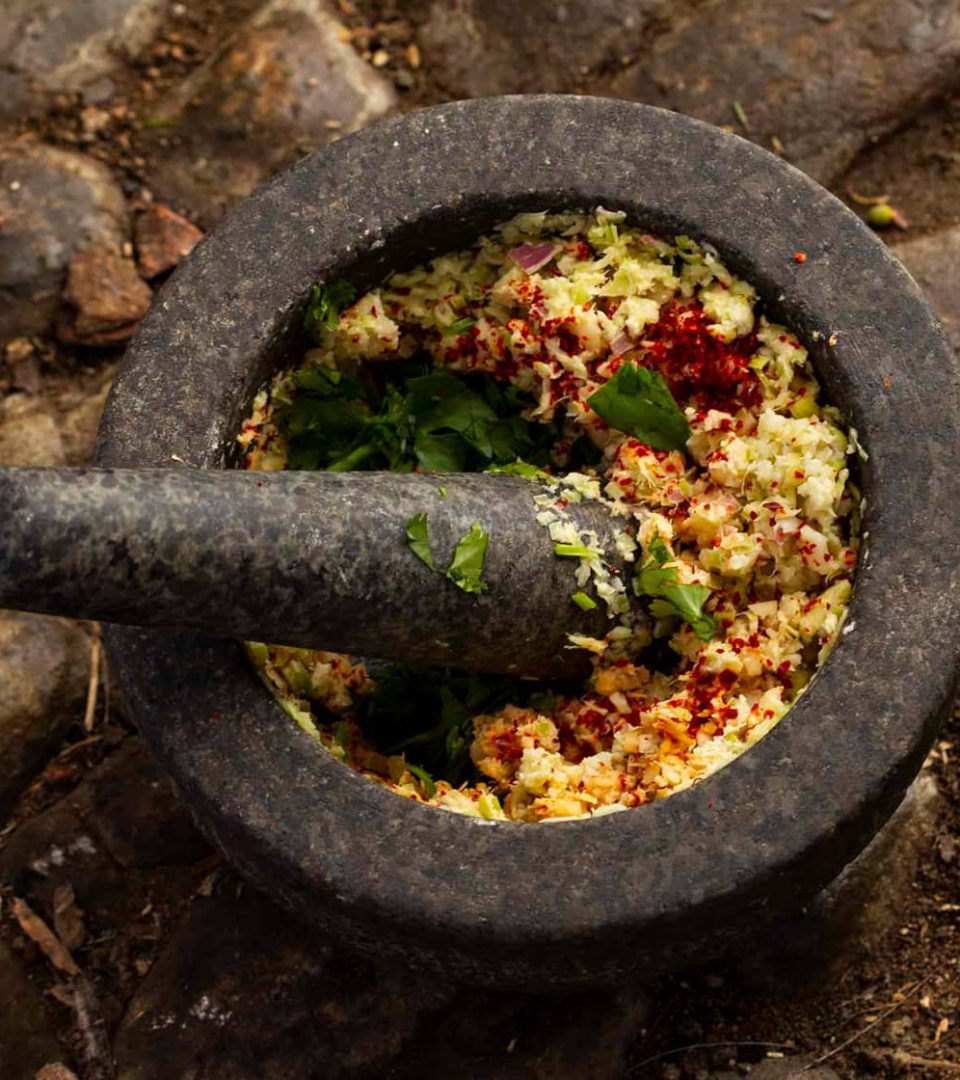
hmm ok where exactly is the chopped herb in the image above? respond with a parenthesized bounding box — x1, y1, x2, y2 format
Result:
(303, 279, 357, 339)
(446, 523, 490, 595)
(357, 664, 551, 784)
(554, 542, 601, 559)
(635, 538, 716, 640)
(587, 361, 691, 452)
(571, 591, 598, 611)
(443, 316, 477, 337)
(732, 100, 750, 131)
(141, 117, 180, 129)
(405, 762, 437, 797)
(334, 721, 349, 749)
(438, 485, 448, 498)
(485, 461, 550, 478)
(405, 512, 436, 571)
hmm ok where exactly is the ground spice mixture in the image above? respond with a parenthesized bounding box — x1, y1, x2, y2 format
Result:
(238, 209, 858, 822)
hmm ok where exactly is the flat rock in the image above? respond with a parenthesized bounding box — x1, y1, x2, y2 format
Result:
(0, 364, 115, 468)
(144, 0, 397, 226)
(1, 740, 210, 923)
(606, 0, 960, 184)
(0, 141, 129, 345)
(714, 1056, 840, 1079)
(0, 613, 90, 822)
(59, 247, 152, 344)
(134, 205, 203, 279)
(113, 883, 649, 1079)
(0, 938, 64, 1080)
(418, 0, 669, 98)
(893, 226, 960, 350)
(0, 0, 165, 119)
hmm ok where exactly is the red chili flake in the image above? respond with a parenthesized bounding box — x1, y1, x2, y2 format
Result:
(793, 251, 808, 264)
(776, 661, 792, 678)
(637, 301, 762, 412)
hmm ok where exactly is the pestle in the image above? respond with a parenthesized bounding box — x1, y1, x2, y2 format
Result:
(0, 468, 638, 678)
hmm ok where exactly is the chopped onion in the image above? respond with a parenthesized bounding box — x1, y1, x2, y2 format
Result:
(508, 242, 555, 274)
(609, 330, 633, 357)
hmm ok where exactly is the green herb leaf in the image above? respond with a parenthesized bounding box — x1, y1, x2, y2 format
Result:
(554, 542, 601, 559)
(635, 538, 716, 640)
(405, 762, 437, 797)
(446, 522, 490, 595)
(587, 362, 691, 452)
(571, 591, 597, 611)
(438, 486, 448, 498)
(485, 461, 550, 479)
(443, 316, 477, 337)
(405, 512, 436, 571)
(303, 280, 357, 339)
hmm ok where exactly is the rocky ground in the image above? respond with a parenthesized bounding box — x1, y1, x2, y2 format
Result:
(1, 1, 959, 1077)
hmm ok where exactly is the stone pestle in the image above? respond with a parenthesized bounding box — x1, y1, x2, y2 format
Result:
(0, 468, 637, 678)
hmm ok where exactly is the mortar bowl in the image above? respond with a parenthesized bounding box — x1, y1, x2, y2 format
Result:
(96, 95, 960, 986)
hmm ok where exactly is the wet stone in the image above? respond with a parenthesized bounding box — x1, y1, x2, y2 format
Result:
(0, 938, 64, 1080)
(606, 0, 960, 184)
(134, 205, 203, 280)
(0, 0, 166, 120)
(59, 247, 152, 345)
(0, 613, 90, 823)
(0, 141, 129, 345)
(893, 226, 960, 352)
(418, 0, 669, 98)
(144, 0, 397, 225)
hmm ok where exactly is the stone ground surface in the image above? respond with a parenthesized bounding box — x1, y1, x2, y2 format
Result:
(1, 0, 959, 1077)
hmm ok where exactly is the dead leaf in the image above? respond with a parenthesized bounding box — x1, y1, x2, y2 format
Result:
(53, 884, 86, 952)
(11, 897, 80, 977)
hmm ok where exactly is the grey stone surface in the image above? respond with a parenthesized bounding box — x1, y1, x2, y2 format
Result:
(894, 226, 960, 351)
(0, 365, 115, 468)
(0, 612, 90, 822)
(735, 772, 943, 989)
(606, 0, 960, 184)
(144, 0, 397, 226)
(0, 0, 165, 119)
(113, 882, 648, 1080)
(419, 0, 669, 98)
(0, 469, 628, 679)
(97, 96, 960, 985)
(0, 938, 64, 1080)
(0, 141, 129, 345)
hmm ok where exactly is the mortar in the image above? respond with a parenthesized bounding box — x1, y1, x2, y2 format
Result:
(95, 96, 960, 985)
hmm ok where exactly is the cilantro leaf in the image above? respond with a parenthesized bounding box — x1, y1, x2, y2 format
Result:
(405, 513, 436, 571)
(443, 316, 477, 337)
(446, 523, 490, 594)
(587, 362, 691, 452)
(405, 762, 437, 796)
(303, 280, 357, 340)
(484, 461, 549, 478)
(635, 538, 716, 640)
(571, 591, 597, 611)
(554, 542, 601, 559)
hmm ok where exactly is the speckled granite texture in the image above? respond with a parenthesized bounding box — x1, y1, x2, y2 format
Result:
(96, 96, 960, 986)
(0, 467, 625, 677)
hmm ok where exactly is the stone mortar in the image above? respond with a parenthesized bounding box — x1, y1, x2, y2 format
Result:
(96, 96, 960, 986)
